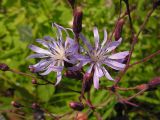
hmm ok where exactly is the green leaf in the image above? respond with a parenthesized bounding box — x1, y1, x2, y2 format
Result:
(37, 84, 55, 102)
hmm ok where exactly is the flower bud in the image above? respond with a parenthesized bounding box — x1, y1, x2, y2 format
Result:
(33, 109, 45, 120)
(83, 73, 93, 92)
(32, 79, 37, 84)
(67, 0, 75, 9)
(69, 101, 84, 111)
(73, 7, 83, 35)
(64, 70, 83, 80)
(0, 63, 9, 71)
(32, 103, 40, 109)
(114, 19, 125, 41)
(148, 77, 160, 89)
(11, 101, 22, 108)
(153, 0, 160, 9)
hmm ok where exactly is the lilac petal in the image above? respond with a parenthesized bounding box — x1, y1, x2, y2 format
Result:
(52, 23, 63, 40)
(106, 38, 122, 52)
(29, 45, 51, 55)
(32, 59, 52, 70)
(105, 60, 126, 70)
(101, 28, 108, 48)
(40, 65, 63, 75)
(74, 54, 90, 61)
(52, 23, 69, 40)
(68, 60, 90, 71)
(102, 67, 114, 80)
(40, 67, 53, 75)
(55, 23, 69, 36)
(65, 37, 74, 48)
(43, 36, 55, 41)
(96, 64, 104, 77)
(67, 43, 79, 54)
(36, 39, 49, 48)
(79, 33, 93, 51)
(27, 53, 49, 59)
(108, 51, 129, 60)
(55, 72, 62, 85)
(97, 67, 104, 78)
(64, 57, 72, 63)
(86, 63, 94, 74)
(93, 66, 100, 89)
(93, 27, 99, 49)
(67, 55, 78, 64)
(32, 60, 49, 67)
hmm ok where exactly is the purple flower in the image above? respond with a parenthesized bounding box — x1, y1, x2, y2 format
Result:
(28, 23, 78, 85)
(73, 27, 129, 89)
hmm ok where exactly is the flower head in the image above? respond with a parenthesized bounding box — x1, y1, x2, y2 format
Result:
(28, 23, 78, 85)
(74, 27, 129, 89)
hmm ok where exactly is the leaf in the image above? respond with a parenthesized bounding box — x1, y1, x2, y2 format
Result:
(37, 84, 55, 102)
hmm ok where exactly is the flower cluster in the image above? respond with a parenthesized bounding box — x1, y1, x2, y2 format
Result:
(28, 23, 129, 89)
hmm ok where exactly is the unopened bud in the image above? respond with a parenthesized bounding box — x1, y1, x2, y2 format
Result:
(114, 19, 125, 41)
(64, 70, 83, 80)
(33, 108, 45, 120)
(32, 103, 40, 109)
(69, 102, 84, 111)
(153, 0, 160, 9)
(73, 7, 83, 35)
(148, 77, 160, 89)
(11, 101, 22, 108)
(0, 63, 9, 71)
(83, 73, 93, 92)
(32, 79, 37, 84)
(136, 84, 149, 91)
(67, 0, 75, 9)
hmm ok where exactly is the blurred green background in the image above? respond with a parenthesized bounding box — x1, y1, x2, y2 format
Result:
(0, 0, 160, 119)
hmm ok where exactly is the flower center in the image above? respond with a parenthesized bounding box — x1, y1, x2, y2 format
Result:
(90, 49, 105, 63)
(51, 43, 66, 60)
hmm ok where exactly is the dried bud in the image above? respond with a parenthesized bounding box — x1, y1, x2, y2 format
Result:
(32, 103, 40, 109)
(32, 79, 37, 84)
(64, 70, 83, 80)
(11, 101, 22, 108)
(153, 0, 160, 9)
(69, 102, 84, 111)
(83, 73, 93, 92)
(73, 7, 83, 35)
(114, 19, 125, 41)
(67, 0, 75, 9)
(136, 84, 149, 91)
(76, 112, 88, 120)
(0, 63, 9, 71)
(148, 77, 160, 89)
(33, 109, 45, 120)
